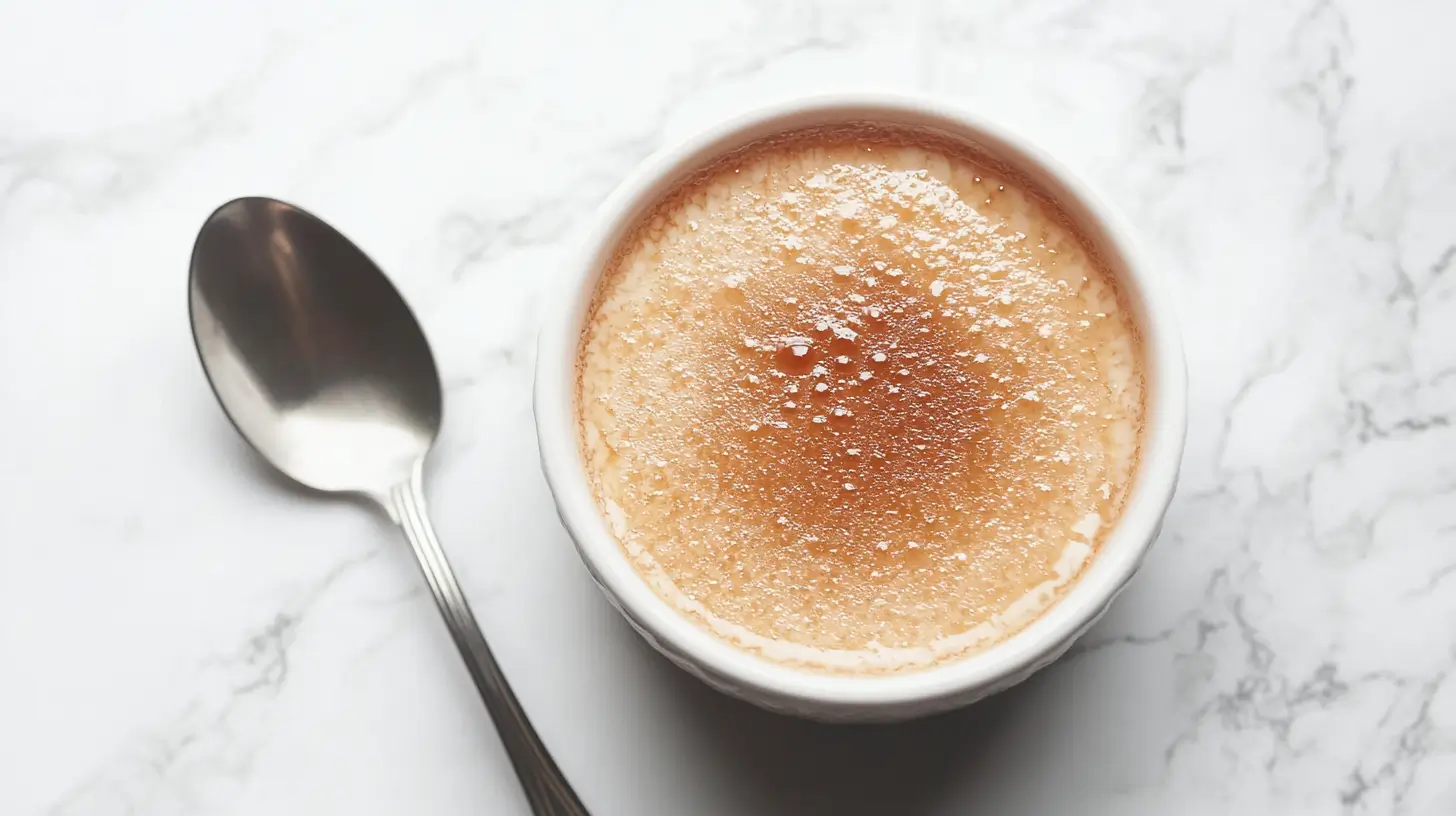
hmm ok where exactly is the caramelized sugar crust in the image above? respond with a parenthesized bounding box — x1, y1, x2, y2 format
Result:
(578, 125, 1143, 673)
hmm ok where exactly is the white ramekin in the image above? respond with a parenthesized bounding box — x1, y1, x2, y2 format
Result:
(534, 94, 1186, 722)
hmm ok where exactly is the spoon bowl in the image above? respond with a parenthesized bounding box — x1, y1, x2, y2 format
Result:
(189, 197, 587, 815)
(189, 198, 439, 496)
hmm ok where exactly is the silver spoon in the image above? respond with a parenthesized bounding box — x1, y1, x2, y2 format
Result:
(188, 196, 588, 815)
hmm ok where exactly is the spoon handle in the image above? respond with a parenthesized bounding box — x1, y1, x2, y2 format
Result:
(388, 465, 590, 816)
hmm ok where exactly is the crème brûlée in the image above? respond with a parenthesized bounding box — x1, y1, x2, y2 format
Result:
(577, 125, 1144, 674)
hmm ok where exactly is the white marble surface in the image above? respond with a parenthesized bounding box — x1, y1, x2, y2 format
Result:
(3, 0, 1455, 813)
